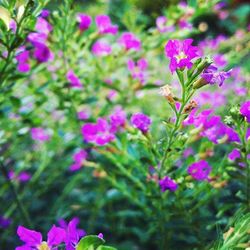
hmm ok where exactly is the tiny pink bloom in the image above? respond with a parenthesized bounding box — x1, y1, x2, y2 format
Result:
(213, 54, 227, 68)
(228, 149, 241, 161)
(165, 39, 199, 73)
(77, 110, 90, 120)
(187, 160, 212, 181)
(95, 15, 118, 35)
(16, 50, 30, 73)
(156, 16, 174, 33)
(31, 128, 50, 141)
(159, 176, 178, 192)
(118, 32, 141, 51)
(109, 107, 126, 133)
(127, 58, 148, 84)
(66, 70, 82, 89)
(92, 41, 112, 57)
(70, 149, 88, 172)
(130, 113, 151, 133)
(33, 43, 51, 63)
(77, 14, 92, 31)
(240, 100, 250, 123)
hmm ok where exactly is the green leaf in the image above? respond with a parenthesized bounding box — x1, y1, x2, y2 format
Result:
(96, 246, 117, 250)
(0, 6, 10, 30)
(76, 235, 105, 250)
(187, 0, 196, 7)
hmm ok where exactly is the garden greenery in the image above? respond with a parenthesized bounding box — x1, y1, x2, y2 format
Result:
(0, 0, 249, 249)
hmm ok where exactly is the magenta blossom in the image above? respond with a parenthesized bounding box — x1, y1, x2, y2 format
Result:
(187, 160, 212, 181)
(8, 170, 31, 183)
(127, 58, 148, 84)
(165, 39, 199, 73)
(16, 225, 66, 250)
(58, 218, 86, 250)
(228, 149, 241, 161)
(70, 149, 88, 171)
(82, 118, 115, 146)
(31, 128, 50, 141)
(118, 32, 141, 51)
(66, 70, 82, 89)
(109, 107, 126, 133)
(33, 43, 51, 63)
(240, 100, 250, 123)
(40, 9, 50, 18)
(92, 41, 112, 57)
(131, 113, 151, 133)
(16, 50, 30, 73)
(156, 16, 174, 33)
(77, 14, 92, 31)
(159, 176, 178, 192)
(77, 110, 90, 120)
(95, 15, 118, 35)
(201, 65, 231, 87)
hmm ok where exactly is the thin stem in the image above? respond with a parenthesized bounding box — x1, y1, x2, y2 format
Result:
(0, 162, 32, 227)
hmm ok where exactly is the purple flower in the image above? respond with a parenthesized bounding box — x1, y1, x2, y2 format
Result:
(58, 218, 86, 250)
(109, 107, 126, 133)
(178, 19, 193, 30)
(165, 39, 199, 73)
(228, 149, 241, 161)
(130, 113, 151, 133)
(16, 225, 66, 250)
(95, 15, 118, 35)
(98, 233, 104, 239)
(33, 43, 51, 63)
(240, 100, 250, 123)
(92, 41, 112, 57)
(0, 216, 11, 229)
(82, 118, 115, 146)
(118, 32, 141, 51)
(187, 160, 212, 181)
(70, 149, 88, 171)
(31, 128, 50, 141)
(201, 65, 231, 86)
(9, 171, 31, 183)
(77, 110, 90, 120)
(156, 16, 174, 33)
(213, 54, 227, 67)
(159, 176, 178, 192)
(127, 58, 148, 84)
(40, 9, 50, 18)
(16, 50, 30, 73)
(35, 17, 53, 36)
(77, 14, 92, 31)
(66, 70, 82, 89)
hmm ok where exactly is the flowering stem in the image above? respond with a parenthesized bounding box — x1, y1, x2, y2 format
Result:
(0, 162, 32, 227)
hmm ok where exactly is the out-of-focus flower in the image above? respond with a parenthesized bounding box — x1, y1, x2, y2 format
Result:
(82, 118, 115, 146)
(109, 107, 126, 133)
(178, 19, 193, 30)
(98, 233, 104, 239)
(92, 41, 112, 57)
(31, 127, 50, 141)
(0, 216, 11, 229)
(118, 32, 141, 51)
(156, 16, 174, 33)
(183, 147, 194, 158)
(240, 100, 250, 123)
(35, 17, 53, 37)
(40, 9, 50, 18)
(95, 15, 118, 35)
(66, 70, 82, 89)
(201, 65, 231, 87)
(16, 225, 66, 250)
(127, 58, 148, 84)
(58, 218, 86, 250)
(130, 113, 151, 133)
(165, 39, 198, 73)
(33, 43, 51, 63)
(8, 170, 31, 183)
(70, 149, 88, 171)
(77, 110, 90, 120)
(228, 148, 241, 161)
(16, 50, 30, 73)
(159, 176, 178, 192)
(77, 14, 92, 31)
(213, 54, 227, 68)
(187, 160, 212, 181)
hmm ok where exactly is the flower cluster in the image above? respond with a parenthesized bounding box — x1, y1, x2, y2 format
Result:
(187, 160, 212, 181)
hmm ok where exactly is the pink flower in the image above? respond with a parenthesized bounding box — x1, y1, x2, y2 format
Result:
(70, 149, 88, 171)
(131, 113, 151, 133)
(213, 54, 227, 68)
(127, 58, 148, 84)
(228, 149, 241, 161)
(92, 41, 112, 57)
(187, 160, 212, 181)
(33, 43, 51, 63)
(77, 14, 92, 31)
(31, 128, 50, 141)
(16, 50, 30, 73)
(95, 15, 118, 35)
(118, 32, 141, 51)
(156, 16, 174, 33)
(240, 100, 250, 123)
(77, 110, 90, 120)
(109, 107, 126, 133)
(159, 176, 178, 192)
(201, 65, 231, 87)
(66, 70, 82, 89)
(16, 225, 66, 250)
(165, 39, 199, 73)
(82, 118, 115, 146)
